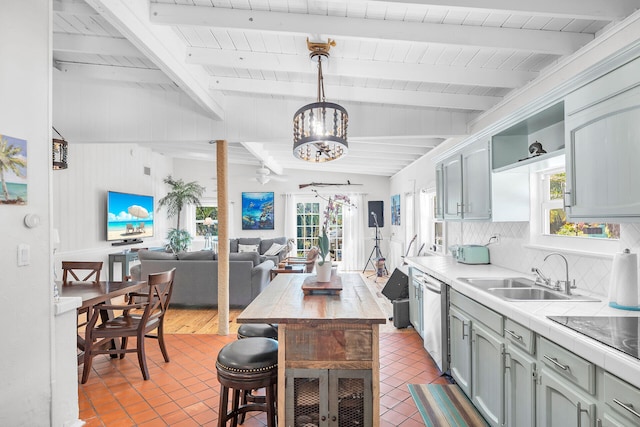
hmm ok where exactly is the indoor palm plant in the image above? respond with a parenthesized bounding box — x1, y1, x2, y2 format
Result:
(157, 175, 205, 253)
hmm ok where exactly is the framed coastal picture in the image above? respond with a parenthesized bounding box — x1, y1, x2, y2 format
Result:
(0, 134, 27, 205)
(391, 194, 400, 225)
(242, 192, 274, 230)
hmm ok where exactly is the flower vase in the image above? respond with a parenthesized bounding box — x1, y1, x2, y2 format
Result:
(316, 259, 332, 282)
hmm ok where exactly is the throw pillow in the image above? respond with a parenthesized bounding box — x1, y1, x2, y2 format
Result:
(260, 237, 287, 254)
(264, 243, 286, 256)
(238, 243, 259, 253)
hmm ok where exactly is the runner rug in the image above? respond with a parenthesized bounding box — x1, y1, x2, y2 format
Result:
(407, 384, 489, 427)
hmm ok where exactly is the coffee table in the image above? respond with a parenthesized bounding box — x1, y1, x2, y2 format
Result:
(270, 265, 305, 280)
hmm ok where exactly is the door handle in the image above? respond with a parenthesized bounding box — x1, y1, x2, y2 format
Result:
(613, 398, 640, 418)
(544, 354, 570, 371)
(504, 329, 523, 342)
(564, 191, 572, 209)
(462, 321, 468, 339)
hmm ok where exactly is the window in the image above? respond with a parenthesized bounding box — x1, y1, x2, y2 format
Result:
(295, 201, 345, 261)
(539, 170, 619, 240)
(195, 206, 218, 236)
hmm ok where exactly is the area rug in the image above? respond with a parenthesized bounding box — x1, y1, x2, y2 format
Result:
(408, 384, 489, 427)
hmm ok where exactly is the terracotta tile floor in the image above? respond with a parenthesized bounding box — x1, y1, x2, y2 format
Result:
(78, 330, 450, 426)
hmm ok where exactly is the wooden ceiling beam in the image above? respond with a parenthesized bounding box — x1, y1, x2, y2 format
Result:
(150, 3, 592, 55)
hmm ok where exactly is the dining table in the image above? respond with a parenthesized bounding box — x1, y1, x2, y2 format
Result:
(59, 280, 147, 364)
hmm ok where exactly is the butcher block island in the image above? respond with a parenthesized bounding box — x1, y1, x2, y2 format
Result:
(237, 272, 387, 427)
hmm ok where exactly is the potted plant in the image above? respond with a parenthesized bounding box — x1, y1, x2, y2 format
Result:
(157, 175, 205, 253)
(316, 194, 350, 281)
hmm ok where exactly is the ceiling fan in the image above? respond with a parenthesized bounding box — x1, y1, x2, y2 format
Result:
(254, 163, 287, 185)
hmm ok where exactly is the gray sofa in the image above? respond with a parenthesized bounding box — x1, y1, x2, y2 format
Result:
(131, 249, 274, 307)
(230, 237, 290, 265)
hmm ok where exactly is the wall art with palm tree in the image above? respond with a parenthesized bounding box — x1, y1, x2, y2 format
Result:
(0, 134, 27, 205)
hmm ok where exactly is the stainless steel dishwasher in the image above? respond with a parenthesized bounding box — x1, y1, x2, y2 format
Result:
(421, 273, 449, 373)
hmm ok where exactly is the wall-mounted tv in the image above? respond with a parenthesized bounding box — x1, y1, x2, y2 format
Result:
(107, 191, 154, 243)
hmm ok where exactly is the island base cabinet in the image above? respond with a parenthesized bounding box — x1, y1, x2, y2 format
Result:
(471, 321, 504, 427)
(505, 344, 536, 427)
(285, 368, 372, 427)
(537, 368, 597, 427)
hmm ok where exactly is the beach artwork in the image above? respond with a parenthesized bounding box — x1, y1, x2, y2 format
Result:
(242, 192, 274, 230)
(391, 194, 401, 225)
(0, 134, 27, 205)
(107, 191, 155, 241)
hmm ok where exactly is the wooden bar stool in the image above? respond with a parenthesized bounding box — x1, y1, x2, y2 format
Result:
(216, 337, 278, 427)
(237, 323, 278, 340)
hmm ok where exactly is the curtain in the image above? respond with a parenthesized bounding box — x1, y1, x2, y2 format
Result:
(342, 194, 366, 271)
(283, 194, 297, 255)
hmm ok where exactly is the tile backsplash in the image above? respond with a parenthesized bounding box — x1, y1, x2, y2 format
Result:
(449, 222, 640, 297)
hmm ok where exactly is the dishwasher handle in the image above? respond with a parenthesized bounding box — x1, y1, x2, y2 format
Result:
(421, 276, 442, 294)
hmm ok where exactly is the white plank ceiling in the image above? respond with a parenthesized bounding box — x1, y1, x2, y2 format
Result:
(52, 0, 640, 177)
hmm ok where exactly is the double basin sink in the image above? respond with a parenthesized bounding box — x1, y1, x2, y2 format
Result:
(457, 277, 600, 302)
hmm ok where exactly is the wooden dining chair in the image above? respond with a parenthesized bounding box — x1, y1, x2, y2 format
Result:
(282, 246, 319, 273)
(61, 261, 103, 285)
(80, 268, 176, 384)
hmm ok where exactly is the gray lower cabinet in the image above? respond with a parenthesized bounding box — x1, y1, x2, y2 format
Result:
(449, 305, 472, 397)
(536, 367, 597, 427)
(471, 321, 504, 427)
(285, 368, 372, 427)
(505, 344, 536, 427)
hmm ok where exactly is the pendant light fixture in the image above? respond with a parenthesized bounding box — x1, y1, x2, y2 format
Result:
(293, 39, 348, 163)
(52, 127, 68, 170)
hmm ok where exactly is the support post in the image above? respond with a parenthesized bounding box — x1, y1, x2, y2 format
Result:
(216, 140, 229, 335)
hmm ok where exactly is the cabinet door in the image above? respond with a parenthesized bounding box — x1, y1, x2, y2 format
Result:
(565, 86, 640, 220)
(443, 155, 463, 220)
(328, 369, 373, 427)
(435, 164, 444, 220)
(462, 141, 491, 220)
(409, 279, 419, 331)
(449, 305, 472, 397)
(286, 369, 329, 426)
(471, 321, 504, 427)
(505, 344, 536, 427)
(536, 367, 597, 427)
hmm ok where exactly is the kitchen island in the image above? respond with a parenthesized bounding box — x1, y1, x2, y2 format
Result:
(237, 272, 386, 427)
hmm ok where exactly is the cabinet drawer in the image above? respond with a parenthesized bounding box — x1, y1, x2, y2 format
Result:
(537, 336, 595, 395)
(450, 289, 503, 335)
(504, 319, 534, 354)
(604, 372, 640, 424)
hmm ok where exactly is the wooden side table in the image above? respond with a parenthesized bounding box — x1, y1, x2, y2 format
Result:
(270, 265, 305, 280)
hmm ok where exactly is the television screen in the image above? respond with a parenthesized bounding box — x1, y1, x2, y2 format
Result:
(107, 191, 154, 241)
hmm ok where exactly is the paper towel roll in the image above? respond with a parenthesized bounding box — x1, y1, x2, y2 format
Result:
(613, 249, 639, 307)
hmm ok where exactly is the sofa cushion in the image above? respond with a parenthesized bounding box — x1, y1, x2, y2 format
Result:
(138, 250, 177, 260)
(239, 243, 259, 253)
(229, 238, 238, 253)
(178, 250, 215, 260)
(229, 251, 261, 267)
(238, 237, 261, 247)
(264, 242, 287, 256)
(260, 237, 287, 255)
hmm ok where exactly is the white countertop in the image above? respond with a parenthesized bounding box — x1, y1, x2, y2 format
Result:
(405, 255, 640, 389)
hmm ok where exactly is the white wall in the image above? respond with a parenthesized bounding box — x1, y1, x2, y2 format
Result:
(0, 1, 58, 425)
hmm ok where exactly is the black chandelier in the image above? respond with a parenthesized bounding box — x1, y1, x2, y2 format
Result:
(52, 127, 68, 170)
(293, 39, 348, 163)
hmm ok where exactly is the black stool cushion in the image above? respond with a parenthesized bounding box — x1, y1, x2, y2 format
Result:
(217, 337, 278, 373)
(237, 323, 278, 340)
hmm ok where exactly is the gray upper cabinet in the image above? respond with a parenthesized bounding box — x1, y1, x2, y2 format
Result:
(441, 140, 491, 221)
(564, 56, 640, 221)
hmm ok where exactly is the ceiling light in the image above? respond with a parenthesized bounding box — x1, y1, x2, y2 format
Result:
(293, 39, 348, 163)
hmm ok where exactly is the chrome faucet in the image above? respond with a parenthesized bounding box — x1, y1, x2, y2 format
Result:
(543, 252, 576, 295)
(531, 267, 553, 289)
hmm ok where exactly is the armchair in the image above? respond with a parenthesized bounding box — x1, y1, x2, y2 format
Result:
(282, 246, 319, 273)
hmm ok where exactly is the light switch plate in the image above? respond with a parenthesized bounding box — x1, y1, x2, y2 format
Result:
(17, 244, 29, 266)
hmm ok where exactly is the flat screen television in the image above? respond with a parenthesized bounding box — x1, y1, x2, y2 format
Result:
(107, 191, 154, 243)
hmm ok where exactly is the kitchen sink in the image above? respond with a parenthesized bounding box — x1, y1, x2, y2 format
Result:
(457, 277, 601, 302)
(488, 287, 570, 300)
(457, 277, 536, 290)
